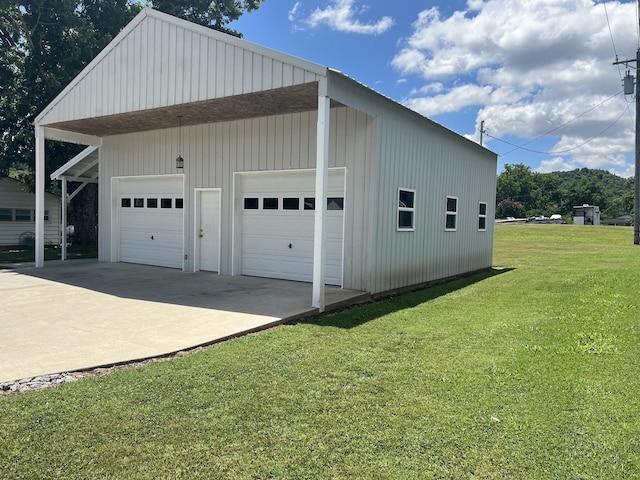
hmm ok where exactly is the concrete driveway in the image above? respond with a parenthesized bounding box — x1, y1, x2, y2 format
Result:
(0, 260, 369, 382)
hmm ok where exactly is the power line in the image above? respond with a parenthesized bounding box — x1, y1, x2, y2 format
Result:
(601, 0, 620, 59)
(490, 91, 623, 156)
(599, 1, 635, 127)
(637, 0, 640, 49)
(485, 99, 631, 156)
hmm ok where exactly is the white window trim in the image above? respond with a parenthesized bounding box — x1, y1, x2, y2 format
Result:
(445, 196, 458, 232)
(478, 202, 487, 232)
(397, 188, 416, 232)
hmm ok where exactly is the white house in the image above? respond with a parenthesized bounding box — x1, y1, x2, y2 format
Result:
(0, 177, 60, 246)
(33, 8, 497, 309)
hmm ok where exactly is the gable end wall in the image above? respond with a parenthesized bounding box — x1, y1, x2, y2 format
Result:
(38, 13, 324, 127)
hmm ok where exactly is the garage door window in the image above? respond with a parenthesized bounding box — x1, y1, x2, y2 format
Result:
(175, 198, 183, 209)
(161, 198, 172, 208)
(327, 197, 344, 210)
(134, 198, 144, 208)
(244, 198, 259, 209)
(304, 198, 315, 210)
(121, 198, 131, 208)
(244, 196, 343, 211)
(147, 198, 158, 208)
(283, 198, 300, 210)
(263, 198, 278, 210)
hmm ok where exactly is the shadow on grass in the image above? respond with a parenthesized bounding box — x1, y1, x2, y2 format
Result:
(306, 267, 514, 330)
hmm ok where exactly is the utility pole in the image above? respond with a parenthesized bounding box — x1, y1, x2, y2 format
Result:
(613, 47, 640, 245)
(480, 120, 485, 146)
(636, 47, 639, 245)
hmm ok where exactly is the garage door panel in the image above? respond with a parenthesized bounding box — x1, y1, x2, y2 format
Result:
(242, 255, 312, 282)
(242, 255, 343, 284)
(242, 235, 314, 255)
(121, 246, 180, 268)
(117, 177, 183, 269)
(120, 230, 182, 247)
(239, 171, 344, 286)
(121, 213, 182, 230)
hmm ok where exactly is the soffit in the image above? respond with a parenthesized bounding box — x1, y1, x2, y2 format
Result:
(43, 83, 343, 138)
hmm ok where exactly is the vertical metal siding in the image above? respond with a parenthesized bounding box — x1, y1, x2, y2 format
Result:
(370, 108, 496, 294)
(91, 53, 495, 296)
(99, 107, 376, 287)
(38, 15, 323, 126)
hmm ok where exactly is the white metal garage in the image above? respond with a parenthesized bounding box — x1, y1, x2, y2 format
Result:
(115, 176, 184, 269)
(238, 169, 345, 286)
(36, 8, 498, 309)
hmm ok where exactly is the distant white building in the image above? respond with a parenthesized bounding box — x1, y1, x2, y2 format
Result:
(0, 177, 60, 246)
(573, 204, 600, 226)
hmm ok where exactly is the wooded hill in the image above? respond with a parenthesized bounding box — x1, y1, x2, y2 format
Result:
(496, 164, 634, 220)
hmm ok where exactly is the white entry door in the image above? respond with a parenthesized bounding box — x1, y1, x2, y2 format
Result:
(197, 189, 220, 272)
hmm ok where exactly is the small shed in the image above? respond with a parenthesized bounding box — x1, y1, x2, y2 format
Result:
(0, 177, 61, 246)
(33, 8, 497, 309)
(573, 204, 600, 226)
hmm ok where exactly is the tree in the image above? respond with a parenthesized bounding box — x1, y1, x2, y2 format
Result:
(529, 172, 561, 215)
(1, 1, 142, 245)
(496, 163, 536, 211)
(1, 0, 263, 245)
(145, 0, 264, 36)
(559, 175, 611, 215)
(496, 199, 526, 218)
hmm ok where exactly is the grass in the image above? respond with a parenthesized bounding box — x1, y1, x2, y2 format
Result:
(0, 244, 97, 264)
(1, 225, 640, 478)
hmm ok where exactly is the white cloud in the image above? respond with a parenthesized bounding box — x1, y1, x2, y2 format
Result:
(302, 0, 394, 35)
(391, 0, 638, 174)
(406, 84, 493, 116)
(288, 2, 301, 22)
(536, 157, 577, 173)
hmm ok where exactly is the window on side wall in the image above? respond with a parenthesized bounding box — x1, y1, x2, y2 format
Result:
(478, 202, 487, 231)
(0, 208, 12, 221)
(15, 209, 31, 221)
(445, 196, 458, 231)
(397, 188, 415, 231)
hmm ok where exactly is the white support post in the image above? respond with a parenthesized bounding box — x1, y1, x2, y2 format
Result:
(61, 178, 67, 261)
(312, 89, 330, 312)
(35, 126, 45, 267)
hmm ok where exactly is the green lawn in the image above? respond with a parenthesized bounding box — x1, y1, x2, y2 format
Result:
(0, 244, 97, 264)
(1, 225, 639, 479)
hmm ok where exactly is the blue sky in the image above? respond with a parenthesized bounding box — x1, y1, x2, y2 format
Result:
(231, 0, 639, 177)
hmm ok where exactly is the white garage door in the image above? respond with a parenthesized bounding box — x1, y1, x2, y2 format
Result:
(117, 176, 184, 269)
(240, 170, 344, 286)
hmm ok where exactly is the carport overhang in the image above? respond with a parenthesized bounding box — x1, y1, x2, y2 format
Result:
(35, 78, 342, 311)
(50, 145, 99, 261)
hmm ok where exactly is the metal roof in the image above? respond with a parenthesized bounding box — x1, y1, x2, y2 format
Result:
(50, 146, 99, 182)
